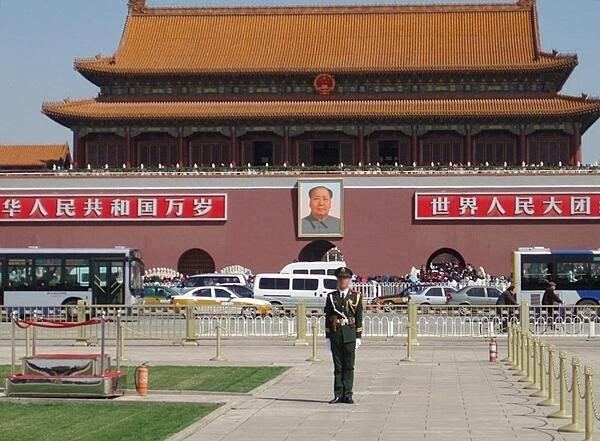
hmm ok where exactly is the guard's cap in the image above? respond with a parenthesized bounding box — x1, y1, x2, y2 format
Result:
(335, 267, 353, 278)
(548, 282, 556, 287)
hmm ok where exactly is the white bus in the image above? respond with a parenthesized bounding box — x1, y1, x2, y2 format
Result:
(513, 247, 600, 306)
(280, 261, 347, 276)
(0, 247, 144, 310)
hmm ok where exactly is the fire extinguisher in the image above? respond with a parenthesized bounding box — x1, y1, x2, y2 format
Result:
(489, 339, 497, 363)
(135, 363, 148, 396)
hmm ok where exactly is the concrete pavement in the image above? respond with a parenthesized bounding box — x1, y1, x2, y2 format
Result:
(2, 338, 599, 441)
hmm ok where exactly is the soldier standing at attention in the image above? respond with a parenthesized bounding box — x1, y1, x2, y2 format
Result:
(325, 267, 363, 404)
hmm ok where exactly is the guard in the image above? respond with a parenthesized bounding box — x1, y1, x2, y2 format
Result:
(325, 266, 363, 404)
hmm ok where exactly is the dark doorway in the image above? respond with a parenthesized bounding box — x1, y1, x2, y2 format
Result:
(378, 140, 399, 165)
(426, 248, 466, 271)
(253, 141, 274, 166)
(178, 249, 216, 276)
(299, 240, 337, 262)
(313, 141, 340, 166)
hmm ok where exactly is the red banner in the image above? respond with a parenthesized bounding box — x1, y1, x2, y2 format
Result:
(415, 193, 600, 220)
(0, 194, 227, 222)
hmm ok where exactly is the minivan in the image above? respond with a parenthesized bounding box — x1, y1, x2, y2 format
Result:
(253, 273, 337, 298)
(176, 273, 248, 293)
(280, 261, 347, 276)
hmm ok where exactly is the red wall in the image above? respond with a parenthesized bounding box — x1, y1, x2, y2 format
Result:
(0, 187, 598, 277)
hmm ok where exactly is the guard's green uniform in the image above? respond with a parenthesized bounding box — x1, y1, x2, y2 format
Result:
(325, 288, 363, 401)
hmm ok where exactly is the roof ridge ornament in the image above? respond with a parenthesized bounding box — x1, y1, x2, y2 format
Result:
(128, 0, 146, 14)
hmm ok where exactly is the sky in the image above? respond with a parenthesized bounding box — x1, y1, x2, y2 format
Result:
(0, 0, 599, 163)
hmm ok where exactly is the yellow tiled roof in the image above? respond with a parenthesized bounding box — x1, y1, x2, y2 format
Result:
(0, 144, 70, 168)
(74, 1, 576, 75)
(42, 97, 600, 122)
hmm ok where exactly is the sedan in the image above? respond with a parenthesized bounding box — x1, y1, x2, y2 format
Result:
(446, 286, 503, 315)
(142, 285, 179, 305)
(171, 286, 272, 317)
(370, 284, 434, 312)
(408, 286, 457, 306)
(219, 283, 254, 298)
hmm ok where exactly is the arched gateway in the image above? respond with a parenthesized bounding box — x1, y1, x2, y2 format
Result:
(177, 248, 216, 276)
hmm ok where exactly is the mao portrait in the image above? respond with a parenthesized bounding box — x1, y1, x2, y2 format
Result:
(298, 179, 344, 238)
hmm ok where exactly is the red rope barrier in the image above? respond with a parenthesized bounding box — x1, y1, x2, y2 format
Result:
(15, 317, 108, 329)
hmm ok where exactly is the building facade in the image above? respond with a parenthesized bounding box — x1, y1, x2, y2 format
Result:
(43, 0, 600, 169)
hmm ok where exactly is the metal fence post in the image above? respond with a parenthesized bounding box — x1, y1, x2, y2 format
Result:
(31, 313, 37, 356)
(503, 323, 512, 363)
(306, 321, 321, 362)
(74, 299, 89, 346)
(100, 311, 106, 374)
(210, 323, 226, 361)
(25, 324, 32, 357)
(558, 356, 584, 433)
(408, 301, 419, 347)
(294, 301, 308, 346)
(182, 305, 199, 346)
(539, 345, 558, 407)
(549, 351, 571, 419)
(526, 337, 540, 390)
(584, 366, 594, 441)
(11, 311, 17, 375)
(520, 301, 529, 334)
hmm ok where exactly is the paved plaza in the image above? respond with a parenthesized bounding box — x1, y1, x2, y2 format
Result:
(3, 337, 600, 441)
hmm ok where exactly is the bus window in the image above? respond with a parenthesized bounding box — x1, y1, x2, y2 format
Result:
(292, 278, 319, 291)
(292, 269, 309, 274)
(258, 278, 290, 290)
(310, 269, 326, 275)
(65, 259, 90, 290)
(555, 261, 590, 290)
(590, 263, 600, 290)
(8, 259, 32, 290)
(33, 258, 62, 289)
(522, 262, 553, 291)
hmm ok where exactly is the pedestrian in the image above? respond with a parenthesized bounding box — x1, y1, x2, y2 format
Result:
(496, 285, 518, 331)
(541, 282, 563, 323)
(325, 266, 363, 404)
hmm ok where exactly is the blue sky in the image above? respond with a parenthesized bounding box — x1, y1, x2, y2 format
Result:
(0, 0, 599, 162)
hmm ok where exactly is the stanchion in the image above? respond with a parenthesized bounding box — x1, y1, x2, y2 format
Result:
(100, 311, 106, 374)
(116, 310, 127, 367)
(210, 323, 226, 361)
(558, 356, 584, 433)
(32, 313, 37, 356)
(520, 301, 530, 334)
(25, 323, 32, 357)
(584, 366, 594, 441)
(531, 340, 547, 398)
(549, 351, 571, 419)
(525, 337, 540, 389)
(182, 305, 199, 346)
(306, 322, 321, 362)
(408, 301, 419, 347)
(519, 334, 534, 383)
(510, 327, 522, 372)
(11, 311, 17, 375)
(514, 329, 526, 376)
(502, 323, 512, 363)
(294, 301, 308, 346)
(539, 345, 558, 407)
(74, 299, 91, 346)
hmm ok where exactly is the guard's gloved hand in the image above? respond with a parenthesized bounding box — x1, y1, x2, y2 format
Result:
(327, 338, 332, 352)
(355, 338, 362, 349)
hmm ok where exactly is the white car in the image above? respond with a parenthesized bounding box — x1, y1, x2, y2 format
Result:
(171, 286, 272, 317)
(408, 286, 457, 306)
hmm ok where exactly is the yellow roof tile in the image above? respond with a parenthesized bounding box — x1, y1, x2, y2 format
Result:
(0, 144, 71, 168)
(74, 1, 574, 75)
(42, 97, 600, 122)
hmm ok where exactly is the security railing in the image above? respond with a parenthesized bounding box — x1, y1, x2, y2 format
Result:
(3, 303, 600, 344)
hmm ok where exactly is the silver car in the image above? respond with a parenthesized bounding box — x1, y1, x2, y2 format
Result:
(408, 286, 457, 305)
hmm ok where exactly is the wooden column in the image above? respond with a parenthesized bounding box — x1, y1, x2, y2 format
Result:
(518, 127, 527, 164)
(465, 128, 472, 165)
(73, 130, 83, 168)
(283, 127, 290, 165)
(230, 127, 238, 166)
(358, 126, 365, 165)
(410, 127, 418, 165)
(125, 128, 132, 167)
(572, 124, 582, 165)
(177, 128, 185, 166)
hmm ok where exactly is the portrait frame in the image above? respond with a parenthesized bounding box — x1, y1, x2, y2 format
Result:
(297, 178, 344, 238)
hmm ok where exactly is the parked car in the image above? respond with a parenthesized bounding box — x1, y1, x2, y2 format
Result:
(446, 286, 504, 314)
(142, 285, 179, 305)
(408, 286, 457, 306)
(220, 283, 254, 298)
(170, 286, 272, 317)
(369, 284, 434, 312)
